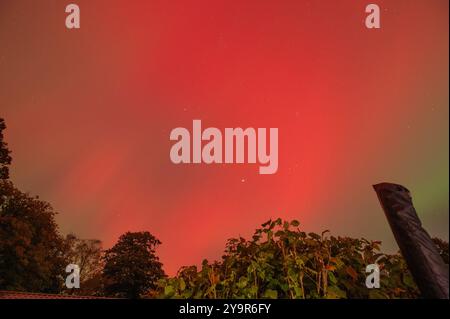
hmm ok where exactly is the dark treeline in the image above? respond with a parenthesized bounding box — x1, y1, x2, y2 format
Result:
(0, 118, 448, 298)
(0, 118, 165, 298)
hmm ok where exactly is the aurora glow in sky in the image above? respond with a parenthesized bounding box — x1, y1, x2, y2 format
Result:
(0, 0, 448, 275)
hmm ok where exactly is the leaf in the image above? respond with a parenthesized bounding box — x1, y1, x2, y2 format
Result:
(326, 285, 347, 299)
(252, 235, 261, 242)
(294, 287, 302, 298)
(290, 220, 300, 227)
(261, 220, 272, 227)
(308, 232, 321, 240)
(403, 273, 417, 288)
(328, 271, 337, 284)
(258, 270, 266, 280)
(321, 230, 330, 238)
(263, 289, 278, 299)
(249, 285, 258, 297)
(182, 289, 193, 298)
(179, 278, 186, 291)
(164, 285, 174, 296)
(237, 276, 248, 288)
(346, 266, 358, 281)
(275, 230, 285, 237)
(325, 265, 336, 271)
(369, 290, 387, 299)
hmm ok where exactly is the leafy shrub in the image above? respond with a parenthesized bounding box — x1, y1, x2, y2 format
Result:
(158, 219, 421, 299)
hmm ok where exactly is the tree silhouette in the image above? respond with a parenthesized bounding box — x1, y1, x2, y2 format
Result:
(103, 231, 165, 298)
(0, 118, 66, 292)
(0, 180, 67, 292)
(0, 118, 12, 180)
(63, 234, 103, 295)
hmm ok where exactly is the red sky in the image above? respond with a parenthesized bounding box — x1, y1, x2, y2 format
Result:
(0, 0, 448, 275)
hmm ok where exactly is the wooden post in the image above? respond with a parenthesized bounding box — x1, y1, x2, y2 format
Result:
(373, 183, 449, 299)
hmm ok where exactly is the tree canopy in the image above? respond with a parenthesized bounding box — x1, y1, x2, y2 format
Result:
(0, 118, 67, 292)
(63, 234, 103, 295)
(0, 180, 66, 292)
(0, 118, 12, 180)
(103, 231, 166, 298)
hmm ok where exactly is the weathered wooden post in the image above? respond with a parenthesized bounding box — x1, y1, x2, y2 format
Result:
(373, 183, 449, 299)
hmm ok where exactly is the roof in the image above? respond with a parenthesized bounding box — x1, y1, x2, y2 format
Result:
(0, 290, 110, 299)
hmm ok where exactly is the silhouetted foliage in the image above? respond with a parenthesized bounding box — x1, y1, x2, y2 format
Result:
(63, 234, 103, 295)
(0, 118, 12, 180)
(159, 219, 421, 299)
(0, 180, 66, 293)
(103, 231, 165, 298)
